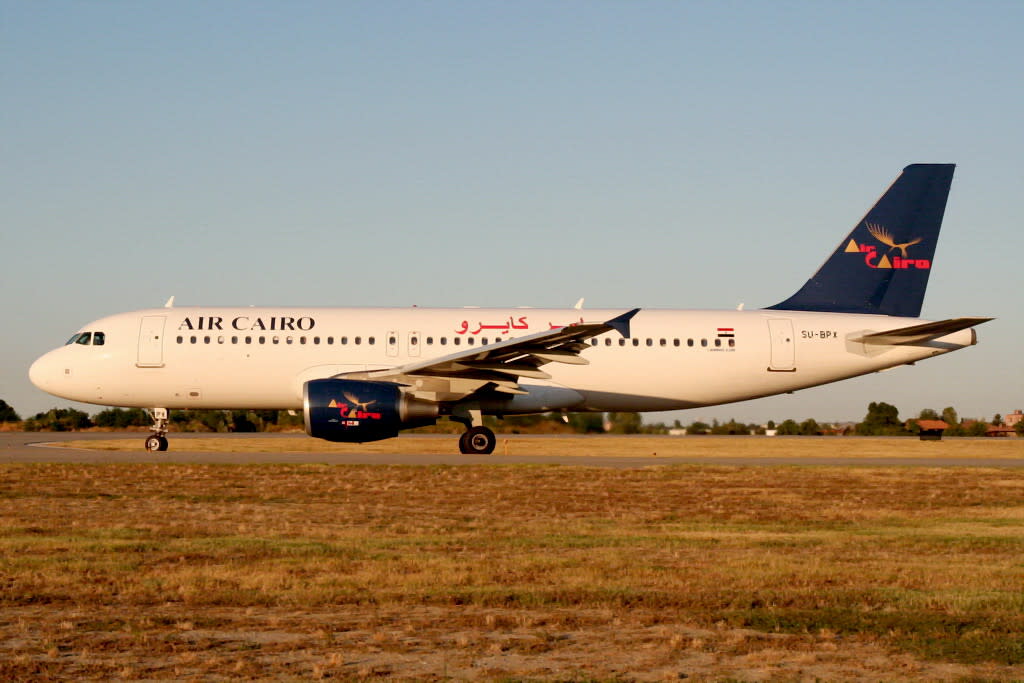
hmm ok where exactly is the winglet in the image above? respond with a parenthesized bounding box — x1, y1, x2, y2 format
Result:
(606, 308, 640, 338)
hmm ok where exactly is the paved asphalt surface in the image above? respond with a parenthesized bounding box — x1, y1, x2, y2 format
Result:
(2, 432, 1022, 468)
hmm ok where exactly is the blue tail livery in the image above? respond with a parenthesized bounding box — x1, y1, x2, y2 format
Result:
(769, 163, 955, 317)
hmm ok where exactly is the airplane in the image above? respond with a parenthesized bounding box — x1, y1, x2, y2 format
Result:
(29, 164, 991, 454)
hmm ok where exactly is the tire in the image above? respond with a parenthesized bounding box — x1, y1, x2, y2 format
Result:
(459, 426, 496, 455)
(145, 435, 169, 452)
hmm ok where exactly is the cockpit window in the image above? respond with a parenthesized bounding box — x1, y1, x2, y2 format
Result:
(66, 334, 82, 345)
(93, 332, 105, 346)
(76, 332, 92, 345)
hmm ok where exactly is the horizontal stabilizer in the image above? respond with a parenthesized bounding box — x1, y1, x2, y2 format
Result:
(852, 317, 993, 346)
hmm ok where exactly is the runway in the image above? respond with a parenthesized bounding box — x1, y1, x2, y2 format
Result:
(3, 432, 1022, 468)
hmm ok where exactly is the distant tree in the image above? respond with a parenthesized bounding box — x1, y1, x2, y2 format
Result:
(23, 408, 93, 432)
(606, 412, 642, 434)
(0, 400, 20, 422)
(941, 406, 959, 427)
(918, 408, 939, 420)
(276, 410, 305, 429)
(568, 412, 604, 434)
(776, 419, 801, 435)
(965, 420, 989, 437)
(1017, 420, 1024, 437)
(800, 418, 821, 436)
(766, 420, 776, 430)
(686, 421, 710, 435)
(992, 413, 1004, 426)
(93, 407, 150, 428)
(711, 419, 750, 435)
(856, 401, 906, 436)
(230, 411, 259, 432)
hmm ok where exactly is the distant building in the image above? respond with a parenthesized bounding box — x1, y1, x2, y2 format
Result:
(913, 419, 948, 441)
(1005, 410, 1023, 428)
(986, 424, 1018, 438)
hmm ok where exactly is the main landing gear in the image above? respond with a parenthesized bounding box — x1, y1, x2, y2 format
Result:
(453, 407, 496, 455)
(459, 426, 496, 455)
(145, 408, 169, 452)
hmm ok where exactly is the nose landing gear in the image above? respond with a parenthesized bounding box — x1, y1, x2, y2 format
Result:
(145, 408, 169, 452)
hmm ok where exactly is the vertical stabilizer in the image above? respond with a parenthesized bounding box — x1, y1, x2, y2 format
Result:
(768, 164, 955, 317)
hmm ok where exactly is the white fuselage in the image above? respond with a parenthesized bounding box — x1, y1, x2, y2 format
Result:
(29, 306, 976, 413)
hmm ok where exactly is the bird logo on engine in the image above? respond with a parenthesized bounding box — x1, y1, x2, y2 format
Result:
(328, 394, 382, 423)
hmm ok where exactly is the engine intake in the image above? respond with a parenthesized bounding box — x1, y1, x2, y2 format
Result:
(303, 379, 438, 443)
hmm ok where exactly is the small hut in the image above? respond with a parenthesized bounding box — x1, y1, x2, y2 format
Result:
(915, 419, 949, 441)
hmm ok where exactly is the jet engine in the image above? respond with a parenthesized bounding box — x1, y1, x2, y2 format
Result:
(303, 378, 438, 443)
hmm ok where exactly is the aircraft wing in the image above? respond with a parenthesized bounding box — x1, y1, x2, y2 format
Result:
(852, 317, 993, 346)
(335, 308, 639, 401)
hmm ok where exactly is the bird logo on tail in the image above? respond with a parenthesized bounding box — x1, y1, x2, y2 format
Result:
(866, 222, 922, 258)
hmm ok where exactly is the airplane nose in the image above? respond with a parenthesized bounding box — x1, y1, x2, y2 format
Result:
(29, 351, 59, 394)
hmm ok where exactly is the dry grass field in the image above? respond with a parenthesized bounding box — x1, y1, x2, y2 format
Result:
(2, 439, 1024, 680)
(61, 433, 1024, 459)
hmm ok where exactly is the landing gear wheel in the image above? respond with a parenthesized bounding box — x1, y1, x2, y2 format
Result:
(145, 435, 168, 452)
(459, 426, 496, 455)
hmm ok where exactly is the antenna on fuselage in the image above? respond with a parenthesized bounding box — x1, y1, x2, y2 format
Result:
(164, 296, 175, 308)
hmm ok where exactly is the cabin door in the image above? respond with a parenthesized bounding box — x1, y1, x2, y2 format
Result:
(767, 319, 796, 372)
(137, 316, 166, 368)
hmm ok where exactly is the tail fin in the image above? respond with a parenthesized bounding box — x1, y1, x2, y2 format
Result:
(768, 164, 955, 317)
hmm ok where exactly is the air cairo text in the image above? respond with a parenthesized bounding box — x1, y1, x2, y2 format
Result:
(178, 316, 315, 332)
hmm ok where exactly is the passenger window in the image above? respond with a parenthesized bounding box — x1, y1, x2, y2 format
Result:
(177, 336, 183, 344)
(94, 332, 105, 346)
(313, 336, 320, 345)
(701, 339, 708, 347)
(389, 336, 397, 345)
(272, 336, 279, 344)
(659, 339, 666, 347)
(341, 336, 348, 345)
(619, 339, 626, 346)
(427, 337, 434, 345)
(327, 336, 334, 344)
(217, 336, 225, 344)
(204, 336, 211, 344)
(440, 337, 447, 346)
(454, 337, 461, 346)
(467, 337, 474, 346)
(673, 339, 680, 347)
(646, 339, 653, 347)
(259, 336, 266, 344)
(76, 333, 92, 345)
(190, 336, 197, 344)
(286, 336, 293, 344)
(231, 336, 238, 344)
(729, 339, 735, 347)
(715, 339, 721, 347)
(688, 339, 694, 347)
(591, 339, 598, 346)
(368, 336, 375, 345)
(300, 337, 306, 345)
(632, 339, 639, 347)
(605, 338, 611, 346)
(354, 336, 361, 345)
(245, 336, 252, 344)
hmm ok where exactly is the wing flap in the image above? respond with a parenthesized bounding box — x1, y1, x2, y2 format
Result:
(343, 308, 640, 401)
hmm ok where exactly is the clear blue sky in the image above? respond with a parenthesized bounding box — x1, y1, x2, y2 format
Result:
(3, 1, 1021, 424)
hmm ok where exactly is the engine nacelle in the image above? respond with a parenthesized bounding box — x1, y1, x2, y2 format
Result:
(303, 379, 438, 443)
